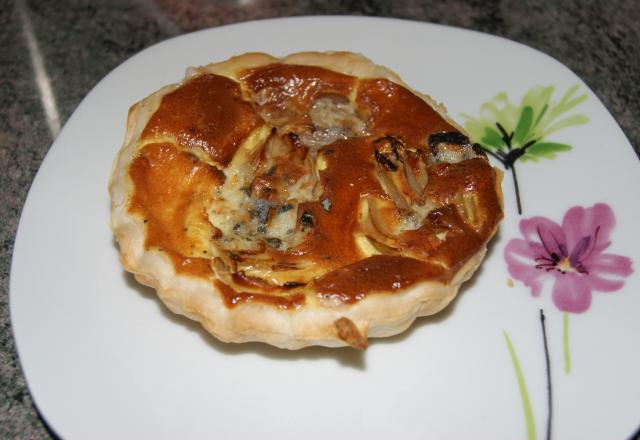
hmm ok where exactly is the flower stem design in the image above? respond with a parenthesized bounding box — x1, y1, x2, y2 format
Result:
(502, 204, 634, 439)
(540, 310, 553, 440)
(482, 122, 538, 214)
(462, 85, 589, 215)
(563, 312, 572, 374)
(504, 331, 537, 440)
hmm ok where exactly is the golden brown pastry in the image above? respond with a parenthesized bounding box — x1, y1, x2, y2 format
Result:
(109, 52, 503, 349)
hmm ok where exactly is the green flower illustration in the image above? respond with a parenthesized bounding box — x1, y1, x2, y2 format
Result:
(462, 85, 588, 214)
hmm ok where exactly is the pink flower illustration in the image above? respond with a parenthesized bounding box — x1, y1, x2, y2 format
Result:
(504, 203, 633, 313)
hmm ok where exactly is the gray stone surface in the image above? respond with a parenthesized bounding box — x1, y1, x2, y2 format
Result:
(1, 0, 638, 438)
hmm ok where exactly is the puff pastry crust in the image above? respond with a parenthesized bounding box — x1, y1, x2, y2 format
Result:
(109, 52, 503, 349)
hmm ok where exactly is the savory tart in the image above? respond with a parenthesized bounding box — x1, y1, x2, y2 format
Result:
(109, 52, 503, 349)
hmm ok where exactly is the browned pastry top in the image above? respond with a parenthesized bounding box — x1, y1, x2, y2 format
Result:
(127, 63, 502, 309)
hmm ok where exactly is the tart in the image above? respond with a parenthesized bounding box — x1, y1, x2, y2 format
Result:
(109, 51, 503, 349)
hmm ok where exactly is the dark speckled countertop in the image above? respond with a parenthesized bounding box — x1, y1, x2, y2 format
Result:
(1, 1, 638, 438)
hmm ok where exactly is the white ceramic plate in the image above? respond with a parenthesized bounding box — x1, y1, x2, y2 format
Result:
(11, 16, 640, 439)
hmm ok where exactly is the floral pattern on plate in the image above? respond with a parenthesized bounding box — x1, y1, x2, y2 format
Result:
(465, 84, 635, 440)
(462, 85, 588, 214)
(502, 203, 633, 439)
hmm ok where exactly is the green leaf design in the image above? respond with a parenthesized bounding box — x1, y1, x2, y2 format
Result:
(531, 103, 548, 133)
(460, 84, 589, 215)
(539, 114, 589, 138)
(554, 85, 587, 116)
(481, 126, 505, 149)
(533, 85, 588, 140)
(514, 106, 534, 144)
(504, 331, 537, 440)
(462, 84, 588, 155)
(523, 142, 572, 161)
